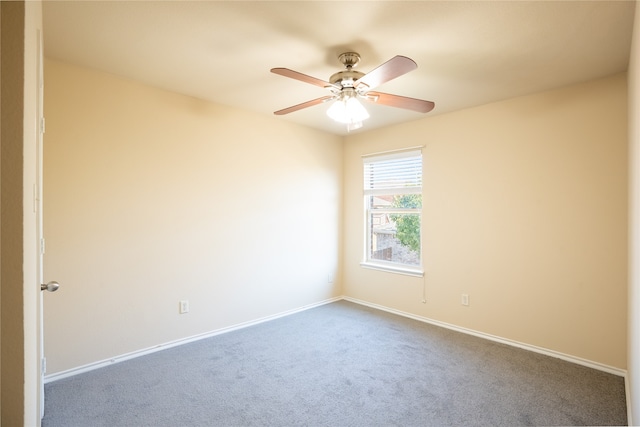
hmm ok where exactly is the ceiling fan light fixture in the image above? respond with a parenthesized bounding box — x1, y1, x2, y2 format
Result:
(326, 91, 369, 129)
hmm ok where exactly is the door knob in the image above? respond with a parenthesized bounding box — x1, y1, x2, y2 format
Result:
(41, 281, 60, 292)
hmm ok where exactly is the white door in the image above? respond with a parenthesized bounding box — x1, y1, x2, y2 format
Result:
(37, 28, 60, 420)
(36, 27, 45, 420)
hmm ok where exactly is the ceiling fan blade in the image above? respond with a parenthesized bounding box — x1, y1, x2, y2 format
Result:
(274, 95, 335, 115)
(365, 91, 435, 113)
(271, 68, 338, 90)
(355, 56, 418, 91)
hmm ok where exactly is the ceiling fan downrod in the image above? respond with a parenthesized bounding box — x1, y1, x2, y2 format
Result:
(338, 52, 360, 69)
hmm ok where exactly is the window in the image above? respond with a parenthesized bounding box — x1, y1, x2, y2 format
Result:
(362, 149, 423, 275)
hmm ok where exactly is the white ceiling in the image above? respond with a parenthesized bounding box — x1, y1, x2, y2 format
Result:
(43, 1, 636, 136)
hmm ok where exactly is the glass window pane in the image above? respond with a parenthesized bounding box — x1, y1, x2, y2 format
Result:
(369, 211, 421, 266)
(392, 194, 422, 209)
(369, 194, 422, 210)
(370, 195, 394, 209)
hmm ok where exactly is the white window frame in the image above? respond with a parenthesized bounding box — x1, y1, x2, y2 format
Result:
(361, 148, 424, 277)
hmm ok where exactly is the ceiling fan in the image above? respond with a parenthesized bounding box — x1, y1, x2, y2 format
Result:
(271, 52, 435, 131)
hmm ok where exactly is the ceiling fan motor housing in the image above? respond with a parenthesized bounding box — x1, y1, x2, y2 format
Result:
(331, 52, 365, 88)
(330, 70, 365, 87)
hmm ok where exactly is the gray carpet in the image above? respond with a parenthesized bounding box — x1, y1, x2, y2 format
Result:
(42, 300, 627, 426)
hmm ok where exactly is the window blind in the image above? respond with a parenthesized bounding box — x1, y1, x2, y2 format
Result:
(363, 149, 422, 194)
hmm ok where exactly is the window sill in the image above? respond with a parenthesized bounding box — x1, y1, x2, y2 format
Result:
(360, 262, 424, 278)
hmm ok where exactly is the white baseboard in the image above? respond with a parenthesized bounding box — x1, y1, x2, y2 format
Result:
(343, 296, 627, 377)
(45, 294, 626, 381)
(44, 296, 342, 384)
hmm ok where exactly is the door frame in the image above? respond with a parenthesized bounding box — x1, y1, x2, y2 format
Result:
(36, 26, 45, 420)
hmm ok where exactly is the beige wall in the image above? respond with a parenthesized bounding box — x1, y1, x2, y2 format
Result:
(344, 74, 628, 370)
(1, 1, 2, 416)
(628, 1, 640, 423)
(43, 59, 343, 374)
(1, 2, 26, 423)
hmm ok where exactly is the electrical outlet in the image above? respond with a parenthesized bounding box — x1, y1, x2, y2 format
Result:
(179, 300, 190, 314)
(461, 294, 469, 306)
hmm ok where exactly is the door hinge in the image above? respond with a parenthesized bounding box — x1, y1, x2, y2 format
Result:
(40, 238, 45, 255)
(40, 117, 45, 134)
(33, 184, 38, 213)
(41, 357, 46, 375)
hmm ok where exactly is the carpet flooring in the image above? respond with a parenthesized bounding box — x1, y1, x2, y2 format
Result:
(42, 300, 627, 426)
